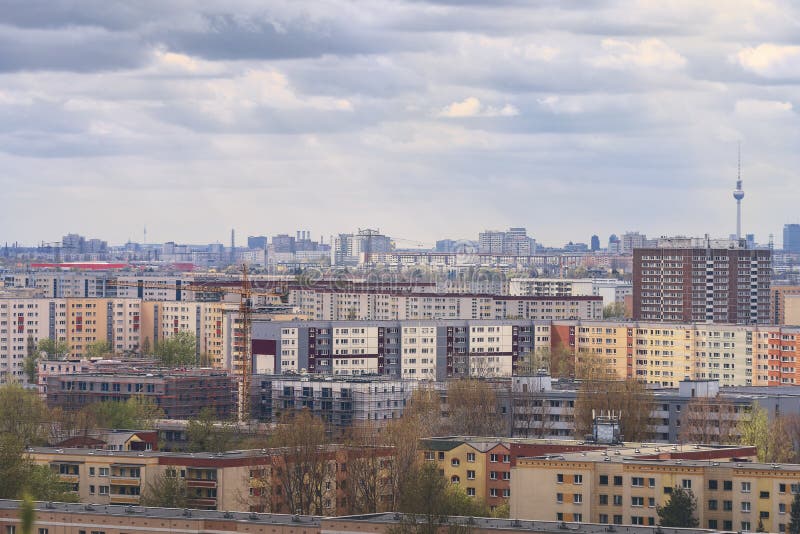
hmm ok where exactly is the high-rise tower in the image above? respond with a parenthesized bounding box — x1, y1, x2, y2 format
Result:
(733, 144, 744, 240)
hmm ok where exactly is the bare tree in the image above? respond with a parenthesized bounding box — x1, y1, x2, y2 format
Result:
(573, 359, 653, 441)
(678, 397, 738, 445)
(444, 379, 504, 436)
(270, 409, 334, 515)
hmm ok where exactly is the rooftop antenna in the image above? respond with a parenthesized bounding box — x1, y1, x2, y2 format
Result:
(733, 142, 745, 241)
(143, 225, 147, 245)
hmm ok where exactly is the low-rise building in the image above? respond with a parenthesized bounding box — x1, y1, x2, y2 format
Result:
(45, 370, 238, 420)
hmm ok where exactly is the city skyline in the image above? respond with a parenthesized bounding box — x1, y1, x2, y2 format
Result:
(1, 1, 799, 245)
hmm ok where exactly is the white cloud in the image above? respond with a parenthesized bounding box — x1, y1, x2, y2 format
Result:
(438, 97, 518, 118)
(736, 43, 800, 78)
(735, 98, 793, 117)
(591, 39, 687, 70)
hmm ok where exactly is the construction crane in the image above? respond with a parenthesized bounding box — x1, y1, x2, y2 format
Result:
(111, 264, 277, 422)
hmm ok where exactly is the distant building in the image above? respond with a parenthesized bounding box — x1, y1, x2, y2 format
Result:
(247, 235, 268, 249)
(607, 234, 620, 254)
(633, 238, 771, 324)
(271, 234, 296, 253)
(332, 229, 392, 265)
(784, 224, 800, 253)
(590, 235, 600, 251)
(478, 228, 535, 256)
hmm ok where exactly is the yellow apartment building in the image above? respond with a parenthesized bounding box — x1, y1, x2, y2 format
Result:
(508, 443, 800, 533)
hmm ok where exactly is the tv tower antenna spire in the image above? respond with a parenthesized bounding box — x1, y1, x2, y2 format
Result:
(733, 142, 744, 241)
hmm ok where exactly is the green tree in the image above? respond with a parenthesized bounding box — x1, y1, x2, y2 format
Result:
(394, 463, 490, 534)
(141, 336, 152, 356)
(140, 468, 188, 508)
(154, 331, 198, 367)
(186, 407, 237, 452)
(90, 395, 164, 429)
(0, 383, 49, 446)
(37, 338, 70, 360)
(20, 493, 35, 534)
(0, 434, 77, 501)
(23, 336, 39, 384)
(86, 340, 112, 359)
(790, 491, 800, 534)
(656, 487, 699, 527)
(740, 403, 794, 462)
(602, 302, 626, 319)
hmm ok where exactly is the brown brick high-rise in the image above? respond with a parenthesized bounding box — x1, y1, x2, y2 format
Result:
(633, 244, 771, 324)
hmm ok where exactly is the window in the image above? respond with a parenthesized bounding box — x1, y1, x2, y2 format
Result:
(760, 511, 770, 519)
(466, 453, 476, 462)
(467, 470, 475, 480)
(724, 480, 733, 491)
(741, 501, 751, 513)
(556, 513, 564, 521)
(89, 467, 95, 476)
(99, 467, 109, 477)
(573, 494, 582, 504)
(490, 471, 497, 480)
(613, 495, 622, 506)
(648, 497, 655, 508)
(451, 475, 460, 484)
(682, 479, 692, 489)
(574, 474, 583, 484)
(708, 499, 718, 510)
(573, 513, 582, 522)
(451, 459, 460, 467)
(599, 514, 609, 524)
(631, 516, 644, 525)
(780, 483, 787, 493)
(613, 515, 623, 525)
(631, 497, 644, 507)
(760, 491, 770, 499)
(502, 471, 510, 480)
(742, 521, 751, 532)
(613, 476, 623, 486)
(466, 487, 476, 497)
(599, 494, 608, 505)
(632, 477, 644, 487)
(742, 482, 751, 493)
(503, 489, 510, 498)
(708, 520, 718, 529)
(38, 530, 48, 534)
(724, 520, 733, 531)
(490, 454, 499, 462)
(724, 500, 733, 511)
(557, 474, 564, 483)
(781, 503, 787, 514)
(708, 480, 718, 490)
(99, 486, 109, 495)
(490, 488, 498, 497)
(503, 455, 510, 463)
(599, 475, 608, 486)
(89, 485, 95, 494)
(648, 478, 655, 488)
(6, 528, 15, 534)
(557, 493, 564, 503)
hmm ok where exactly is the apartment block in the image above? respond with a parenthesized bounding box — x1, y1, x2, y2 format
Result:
(550, 321, 800, 388)
(508, 444, 800, 533)
(509, 278, 632, 307)
(45, 370, 238, 420)
(286, 289, 602, 322)
(30, 444, 391, 514)
(770, 286, 800, 325)
(505, 378, 800, 442)
(252, 375, 417, 428)
(633, 243, 771, 324)
(248, 320, 549, 380)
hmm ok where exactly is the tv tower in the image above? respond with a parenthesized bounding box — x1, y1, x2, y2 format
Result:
(733, 143, 744, 241)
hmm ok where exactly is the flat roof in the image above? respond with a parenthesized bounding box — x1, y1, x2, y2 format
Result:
(0, 500, 321, 526)
(328, 513, 721, 534)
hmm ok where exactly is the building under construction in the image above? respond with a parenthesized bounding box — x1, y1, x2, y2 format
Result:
(251, 374, 418, 431)
(45, 369, 238, 420)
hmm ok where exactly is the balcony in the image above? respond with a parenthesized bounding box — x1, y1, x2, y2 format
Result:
(187, 479, 217, 489)
(110, 494, 140, 505)
(110, 476, 141, 486)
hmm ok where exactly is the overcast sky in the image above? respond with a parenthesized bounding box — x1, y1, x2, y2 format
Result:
(1, 0, 799, 248)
